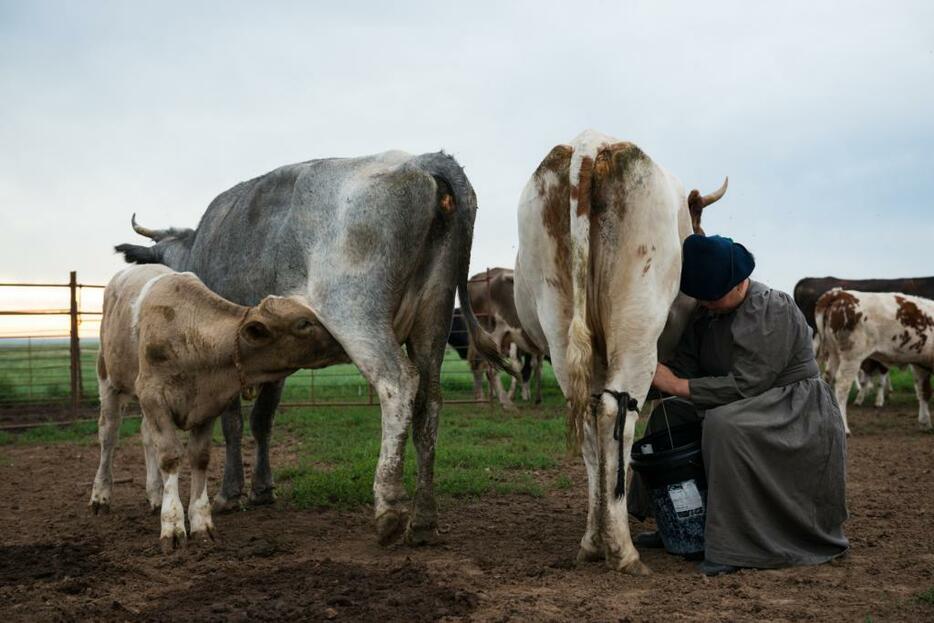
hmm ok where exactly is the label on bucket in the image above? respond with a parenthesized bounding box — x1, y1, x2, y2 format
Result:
(642, 444, 654, 454)
(668, 480, 704, 519)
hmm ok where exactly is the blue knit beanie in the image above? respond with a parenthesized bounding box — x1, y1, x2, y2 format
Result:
(680, 234, 755, 301)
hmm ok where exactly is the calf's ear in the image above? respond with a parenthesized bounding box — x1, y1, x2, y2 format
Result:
(240, 320, 274, 345)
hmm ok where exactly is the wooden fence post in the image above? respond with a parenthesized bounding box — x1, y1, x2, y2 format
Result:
(69, 271, 81, 415)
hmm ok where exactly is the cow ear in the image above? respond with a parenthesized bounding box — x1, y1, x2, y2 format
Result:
(240, 320, 274, 345)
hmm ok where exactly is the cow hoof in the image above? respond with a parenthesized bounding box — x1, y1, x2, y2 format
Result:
(404, 523, 440, 546)
(212, 494, 242, 514)
(375, 509, 408, 546)
(89, 499, 111, 515)
(160, 531, 187, 554)
(576, 546, 603, 563)
(191, 527, 217, 546)
(617, 558, 652, 576)
(249, 488, 276, 507)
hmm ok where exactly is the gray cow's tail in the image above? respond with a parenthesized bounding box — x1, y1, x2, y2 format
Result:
(114, 214, 195, 270)
(413, 152, 515, 378)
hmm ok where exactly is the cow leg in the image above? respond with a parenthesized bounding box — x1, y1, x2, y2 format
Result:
(577, 410, 604, 562)
(598, 364, 653, 575)
(188, 420, 217, 543)
(139, 394, 187, 552)
(213, 397, 244, 513)
(471, 362, 485, 400)
(90, 379, 129, 514)
(909, 365, 933, 430)
(141, 416, 163, 513)
(875, 370, 890, 408)
(249, 380, 285, 506)
(519, 352, 533, 402)
(331, 326, 419, 545)
(533, 355, 543, 404)
(854, 369, 869, 406)
(492, 366, 515, 410)
(506, 344, 520, 401)
(833, 360, 860, 435)
(403, 297, 454, 545)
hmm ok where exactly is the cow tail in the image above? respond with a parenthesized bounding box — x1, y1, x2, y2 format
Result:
(566, 152, 595, 447)
(413, 152, 513, 376)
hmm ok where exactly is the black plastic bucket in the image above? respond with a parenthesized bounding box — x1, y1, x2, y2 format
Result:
(630, 421, 707, 557)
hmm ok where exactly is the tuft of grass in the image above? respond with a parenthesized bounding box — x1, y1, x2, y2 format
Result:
(914, 587, 934, 605)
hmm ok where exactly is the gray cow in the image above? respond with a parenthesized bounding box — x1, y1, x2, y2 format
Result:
(117, 150, 505, 545)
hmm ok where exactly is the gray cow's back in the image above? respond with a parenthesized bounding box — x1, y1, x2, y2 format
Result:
(189, 151, 422, 305)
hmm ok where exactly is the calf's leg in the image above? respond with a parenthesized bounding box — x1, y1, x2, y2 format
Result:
(140, 394, 187, 552)
(140, 416, 163, 513)
(188, 420, 217, 542)
(90, 380, 129, 514)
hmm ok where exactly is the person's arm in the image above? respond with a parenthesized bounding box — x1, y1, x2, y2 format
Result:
(688, 290, 796, 408)
(653, 363, 690, 398)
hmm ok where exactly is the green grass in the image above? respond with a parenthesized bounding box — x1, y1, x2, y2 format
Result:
(276, 401, 569, 508)
(914, 587, 934, 605)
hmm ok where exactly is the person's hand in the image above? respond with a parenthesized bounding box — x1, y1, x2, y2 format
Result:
(652, 363, 690, 398)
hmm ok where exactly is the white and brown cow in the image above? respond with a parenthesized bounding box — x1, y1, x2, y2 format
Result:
(467, 267, 545, 407)
(816, 288, 934, 434)
(90, 265, 341, 551)
(514, 129, 726, 573)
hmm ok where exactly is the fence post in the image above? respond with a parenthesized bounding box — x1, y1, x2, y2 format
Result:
(69, 271, 81, 415)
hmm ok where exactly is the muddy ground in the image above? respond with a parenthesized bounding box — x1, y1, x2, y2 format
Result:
(0, 405, 931, 622)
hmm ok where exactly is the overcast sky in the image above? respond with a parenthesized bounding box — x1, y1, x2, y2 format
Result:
(2, 1, 933, 309)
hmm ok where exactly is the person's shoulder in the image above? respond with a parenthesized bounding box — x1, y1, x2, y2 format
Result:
(743, 281, 797, 317)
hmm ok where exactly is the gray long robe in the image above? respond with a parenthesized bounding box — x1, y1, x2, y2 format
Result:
(648, 280, 849, 568)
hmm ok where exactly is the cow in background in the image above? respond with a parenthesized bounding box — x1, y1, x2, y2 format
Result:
(514, 129, 727, 573)
(467, 268, 545, 407)
(448, 303, 544, 407)
(116, 150, 508, 546)
(794, 276, 934, 406)
(815, 288, 934, 433)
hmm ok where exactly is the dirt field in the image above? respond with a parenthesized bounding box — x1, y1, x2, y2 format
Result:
(0, 405, 931, 622)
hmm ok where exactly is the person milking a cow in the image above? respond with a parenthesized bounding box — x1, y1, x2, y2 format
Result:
(629, 234, 849, 576)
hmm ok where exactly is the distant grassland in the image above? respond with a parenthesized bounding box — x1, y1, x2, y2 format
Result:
(0, 341, 564, 406)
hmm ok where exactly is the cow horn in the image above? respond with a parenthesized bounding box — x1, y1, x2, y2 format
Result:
(700, 176, 728, 207)
(131, 214, 166, 241)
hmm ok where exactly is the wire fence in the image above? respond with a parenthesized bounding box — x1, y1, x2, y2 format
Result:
(0, 270, 526, 428)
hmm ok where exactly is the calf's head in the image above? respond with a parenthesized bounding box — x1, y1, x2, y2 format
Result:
(237, 296, 342, 379)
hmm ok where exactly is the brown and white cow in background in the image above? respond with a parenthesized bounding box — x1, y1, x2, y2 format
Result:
(794, 276, 934, 407)
(91, 265, 342, 551)
(466, 267, 545, 407)
(816, 288, 934, 434)
(514, 129, 727, 573)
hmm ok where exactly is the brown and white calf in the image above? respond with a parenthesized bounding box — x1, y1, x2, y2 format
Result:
(467, 267, 545, 407)
(816, 288, 934, 434)
(514, 129, 727, 573)
(90, 264, 341, 551)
